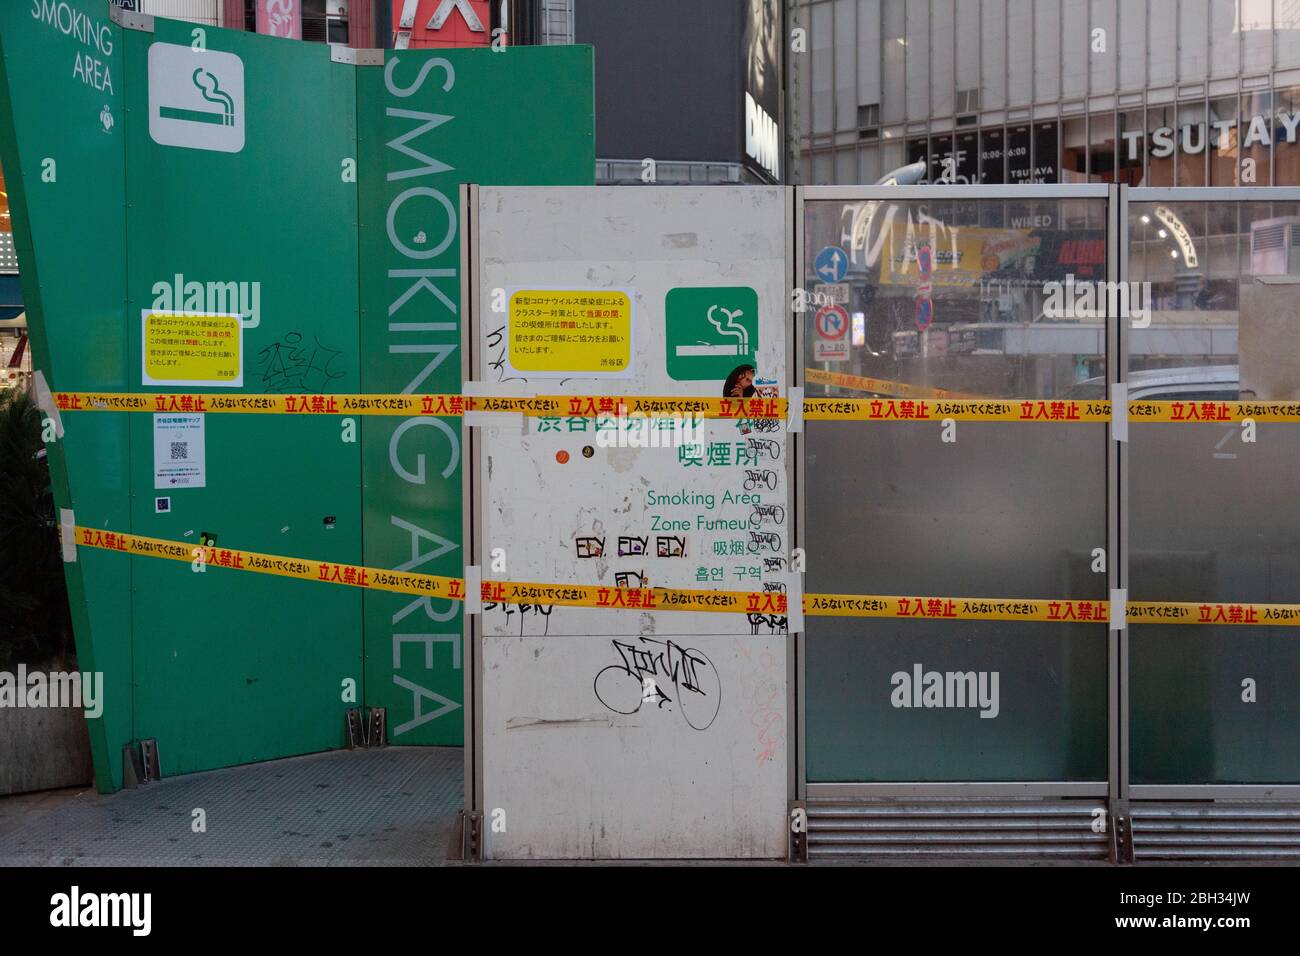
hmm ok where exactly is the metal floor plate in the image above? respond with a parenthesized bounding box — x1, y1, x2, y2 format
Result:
(0, 747, 463, 867)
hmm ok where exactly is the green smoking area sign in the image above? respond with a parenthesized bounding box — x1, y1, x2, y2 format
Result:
(664, 286, 759, 381)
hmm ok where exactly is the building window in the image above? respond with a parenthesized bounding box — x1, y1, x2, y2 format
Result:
(980, 128, 1005, 184)
(1062, 117, 1088, 183)
(955, 131, 979, 185)
(1274, 87, 1300, 185)
(1146, 105, 1176, 187)
(1033, 122, 1058, 183)
(1089, 113, 1117, 184)
(906, 137, 930, 181)
(1117, 109, 1145, 186)
(1006, 124, 1031, 183)
(1241, 91, 1273, 184)
(1209, 96, 1240, 186)
(1176, 101, 1208, 187)
(858, 103, 880, 141)
(930, 132, 954, 182)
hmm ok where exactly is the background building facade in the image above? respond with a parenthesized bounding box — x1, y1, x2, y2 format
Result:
(793, 0, 1300, 188)
(503, 0, 783, 185)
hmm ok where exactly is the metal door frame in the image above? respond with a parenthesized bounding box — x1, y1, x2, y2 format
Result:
(1124, 186, 1300, 801)
(797, 184, 1300, 804)
(796, 183, 1114, 800)
(462, 183, 484, 831)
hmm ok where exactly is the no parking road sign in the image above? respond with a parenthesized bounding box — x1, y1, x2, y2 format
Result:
(814, 303, 848, 340)
(814, 304, 850, 362)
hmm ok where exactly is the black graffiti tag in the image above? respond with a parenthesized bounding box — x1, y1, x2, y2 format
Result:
(593, 637, 722, 731)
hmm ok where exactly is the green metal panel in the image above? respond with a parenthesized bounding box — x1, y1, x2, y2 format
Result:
(0, 0, 132, 792)
(1, 4, 596, 787)
(119, 20, 363, 775)
(356, 46, 595, 744)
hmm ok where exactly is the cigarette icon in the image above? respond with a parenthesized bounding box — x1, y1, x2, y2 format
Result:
(159, 68, 236, 127)
(676, 343, 743, 356)
(675, 305, 749, 357)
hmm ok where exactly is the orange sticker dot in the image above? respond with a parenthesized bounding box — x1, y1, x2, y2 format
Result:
(556, 450, 570, 464)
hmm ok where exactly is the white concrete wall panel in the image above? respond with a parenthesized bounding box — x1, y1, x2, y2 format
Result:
(473, 186, 792, 859)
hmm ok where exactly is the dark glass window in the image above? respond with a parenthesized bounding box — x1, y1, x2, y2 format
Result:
(1033, 121, 1059, 183)
(906, 138, 930, 182)
(929, 133, 953, 182)
(980, 128, 1005, 184)
(1088, 113, 1116, 183)
(1007, 124, 1032, 183)
(1117, 109, 1145, 185)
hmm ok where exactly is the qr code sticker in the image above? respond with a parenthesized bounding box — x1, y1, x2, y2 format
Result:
(170, 441, 188, 461)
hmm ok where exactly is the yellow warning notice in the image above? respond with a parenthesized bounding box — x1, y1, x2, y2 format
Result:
(142, 311, 243, 387)
(508, 290, 632, 376)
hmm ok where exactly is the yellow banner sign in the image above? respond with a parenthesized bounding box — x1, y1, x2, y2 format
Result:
(142, 311, 242, 386)
(509, 289, 633, 374)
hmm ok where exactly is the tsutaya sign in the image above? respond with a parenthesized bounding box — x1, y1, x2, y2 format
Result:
(1124, 109, 1300, 158)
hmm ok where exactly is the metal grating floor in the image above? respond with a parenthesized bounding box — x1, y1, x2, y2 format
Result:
(0, 747, 463, 867)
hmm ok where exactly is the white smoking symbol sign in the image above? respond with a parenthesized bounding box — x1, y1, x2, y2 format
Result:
(675, 304, 749, 357)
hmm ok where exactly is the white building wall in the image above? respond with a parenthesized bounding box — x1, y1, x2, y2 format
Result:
(136, 0, 221, 26)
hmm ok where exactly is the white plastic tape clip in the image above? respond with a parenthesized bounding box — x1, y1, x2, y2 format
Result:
(32, 371, 64, 441)
(776, 570, 804, 632)
(462, 380, 527, 432)
(787, 386, 804, 434)
(464, 565, 482, 615)
(1110, 383, 1128, 443)
(1109, 587, 1128, 631)
(59, 509, 77, 562)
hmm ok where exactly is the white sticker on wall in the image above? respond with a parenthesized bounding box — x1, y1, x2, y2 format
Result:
(154, 413, 207, 490)
(148, 43, 245, 153)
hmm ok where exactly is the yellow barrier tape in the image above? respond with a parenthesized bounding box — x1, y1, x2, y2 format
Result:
(1127, 601, 1300, 625)
(807, 594, 1111, 622)
(804, 368, 979, 399)
(71, 528, 1300, 625)
(74, 527, 463, 599)
(1128, 400, 1300, 423)
(53, 391, 1105, 422)
(52, 392, 787, 420)
(537, 395, 786, 419)
(804, 397, 1111, 422)
(51, 392, 564, 417)
(50, 391, 1300, 423)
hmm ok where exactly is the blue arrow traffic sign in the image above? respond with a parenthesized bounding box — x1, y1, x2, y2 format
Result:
(814, 245, 848, 283)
